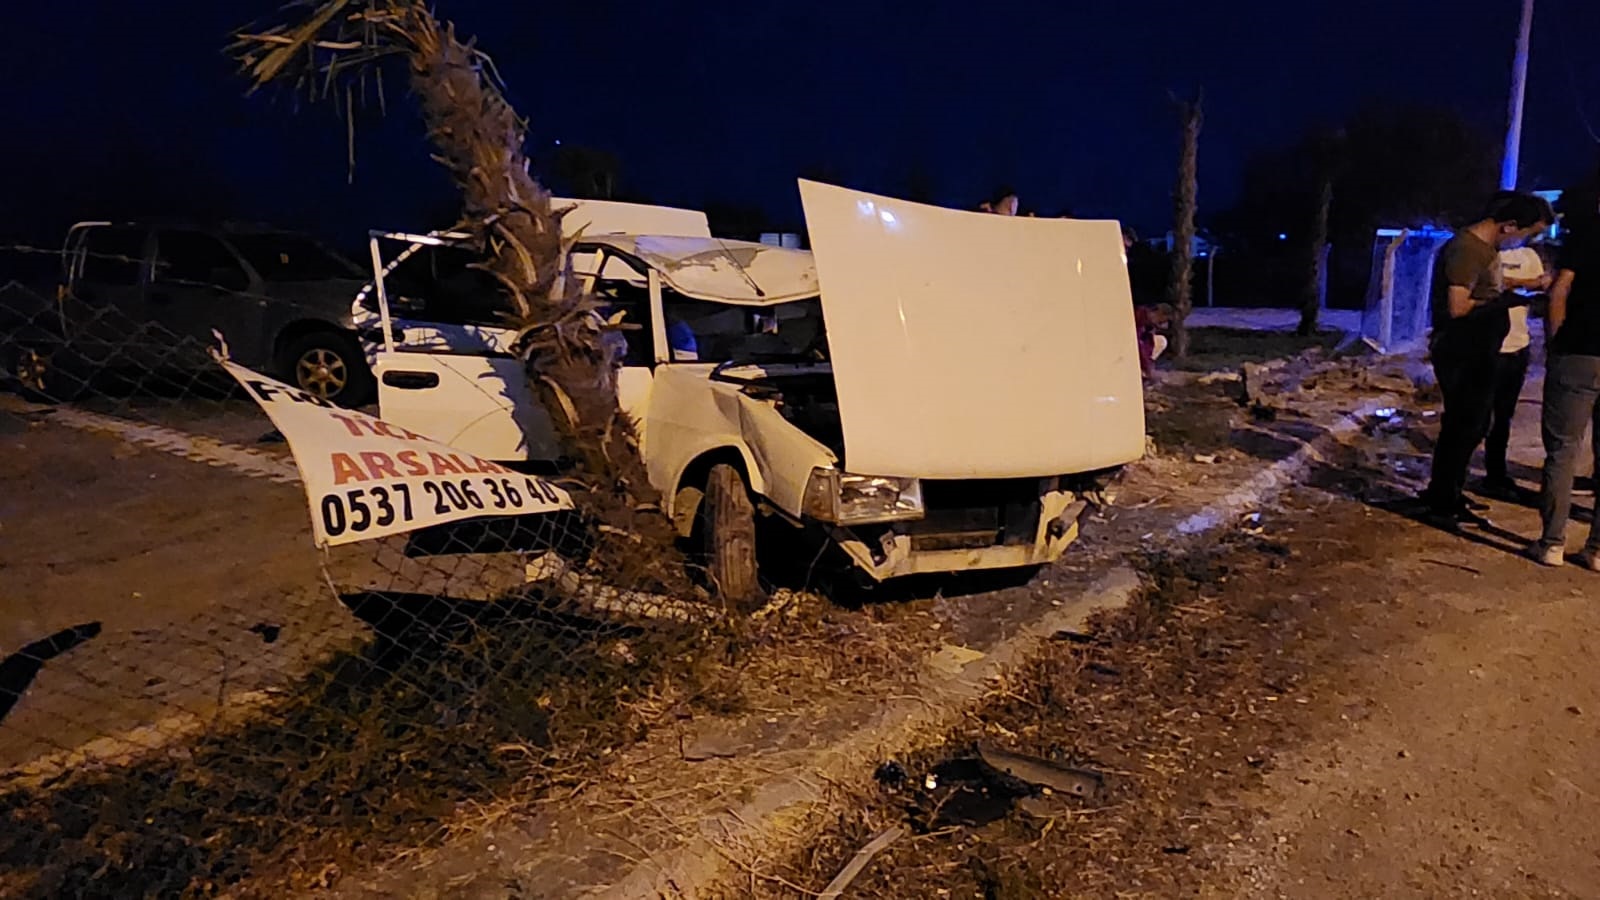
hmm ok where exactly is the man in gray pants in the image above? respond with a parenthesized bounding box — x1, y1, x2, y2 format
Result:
(1534, 213, 1600, 567)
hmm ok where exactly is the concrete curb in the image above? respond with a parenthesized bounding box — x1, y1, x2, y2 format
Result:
(598, 394, 1399, 899)
(0, 396, 301, 484)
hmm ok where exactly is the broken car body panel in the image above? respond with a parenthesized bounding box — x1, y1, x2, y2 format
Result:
(798, 179, 1145, 479)
(642, 364, 836, 531)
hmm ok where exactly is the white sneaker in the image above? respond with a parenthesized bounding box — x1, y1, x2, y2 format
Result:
(1532, 545, 1567, 567)
(1577, 550, 1600, 573)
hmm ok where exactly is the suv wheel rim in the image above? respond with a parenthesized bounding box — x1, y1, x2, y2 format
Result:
(296, 348, 347, 399)
(15, 348, 47, 391)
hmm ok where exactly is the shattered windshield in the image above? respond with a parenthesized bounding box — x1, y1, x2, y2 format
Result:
(660, 293, 826, 364)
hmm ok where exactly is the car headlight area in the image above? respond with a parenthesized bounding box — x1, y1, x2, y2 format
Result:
(802, 468, 925, 524)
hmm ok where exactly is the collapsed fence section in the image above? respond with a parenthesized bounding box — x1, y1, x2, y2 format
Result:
(0, 245, 729, 897)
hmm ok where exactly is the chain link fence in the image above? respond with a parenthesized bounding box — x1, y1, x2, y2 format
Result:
(0, 243, 730, 896)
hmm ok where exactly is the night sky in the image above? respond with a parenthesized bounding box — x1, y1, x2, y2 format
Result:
(4, 0, 1597, 250)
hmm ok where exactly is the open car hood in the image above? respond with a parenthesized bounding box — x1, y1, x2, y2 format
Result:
(798, 180, 1145, 480)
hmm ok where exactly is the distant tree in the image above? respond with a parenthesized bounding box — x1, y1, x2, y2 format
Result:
(1167, 90, 1203, 360)
(1212, 104, 1497, 311)
(548, 144, 621, 200)
(1297, 176, 1333, 335)
(701, 202, 771, 241)
(1298, 128, 1345, 335)
(1221, 104, 1498, 248)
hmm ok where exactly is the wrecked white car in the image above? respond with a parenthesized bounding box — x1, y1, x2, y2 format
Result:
(353, 184, 1145, 598)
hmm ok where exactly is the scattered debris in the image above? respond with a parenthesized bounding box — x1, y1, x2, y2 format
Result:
(1193, 453, 1219, 464)
(1419, 558, 1483, 576)
(908, 757, 1035, 828)
(1015, 794, 1074, 819)
(818, 827, 904, 900)
(976, 744, 1106, 800)
(1086, 662, 1122, 682)
(1249, 402, 1279, 423)
(1050, 629, 1096, 645)
(874, 760, 909, 789)
(1239, 359, 1291, 406)
(681, 731, 742, 762)
(248, 623, 281, 644)
(927, 644, 987, 677)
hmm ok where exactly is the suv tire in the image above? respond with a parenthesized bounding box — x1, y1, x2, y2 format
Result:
(280, 331, 375, 407)
(4, 341, 84, 403)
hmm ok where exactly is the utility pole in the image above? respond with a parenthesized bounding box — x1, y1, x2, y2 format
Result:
(1501, 0, 1535, 189)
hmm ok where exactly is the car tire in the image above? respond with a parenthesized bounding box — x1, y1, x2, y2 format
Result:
(4, 341, 83, 403)
(280, 331, 375, 407)
(701, 463, 761, 607)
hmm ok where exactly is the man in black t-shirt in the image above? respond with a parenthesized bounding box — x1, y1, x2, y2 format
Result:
(1534, 208, 1600, 567)
(1423, 192, 1552, 524)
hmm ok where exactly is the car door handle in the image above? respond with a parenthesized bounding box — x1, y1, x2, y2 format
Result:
(381, 370, 440, 390)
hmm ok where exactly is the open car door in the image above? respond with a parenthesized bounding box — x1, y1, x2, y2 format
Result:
(366, 235, 561, 462)
(365, 234, 661, 463)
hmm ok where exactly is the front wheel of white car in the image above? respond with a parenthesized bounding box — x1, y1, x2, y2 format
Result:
(701, 464, 760, 607)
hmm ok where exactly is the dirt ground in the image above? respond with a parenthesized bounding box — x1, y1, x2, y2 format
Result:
(0, 398, 350, 770)
(754, 371, 1600, 899)
(11, 330, 1594, 899)
(0, 392, 507, 779)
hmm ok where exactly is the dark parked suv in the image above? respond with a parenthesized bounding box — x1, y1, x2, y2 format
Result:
(8, 221, 374, 405)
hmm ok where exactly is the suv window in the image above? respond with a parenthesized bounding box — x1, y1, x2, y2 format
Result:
(384, 244, 514, 326)
(77, 226, 148, 286)
(154, 231, 250, 292)
(230, 233, 359, 282)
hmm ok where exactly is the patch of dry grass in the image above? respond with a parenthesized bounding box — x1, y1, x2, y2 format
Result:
(0, 604, 738, 898)
(1173, 326, 1347, 373)
(737, 530, 1336, 899)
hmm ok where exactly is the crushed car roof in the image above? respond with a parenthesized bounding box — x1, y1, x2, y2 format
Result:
(578, 235, 819, 305)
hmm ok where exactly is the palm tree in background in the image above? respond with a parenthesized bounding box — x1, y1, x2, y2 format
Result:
(1167, 91, 1203, 360)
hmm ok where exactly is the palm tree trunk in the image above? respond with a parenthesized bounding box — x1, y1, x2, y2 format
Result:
(1298, 177, 1332, 336)
(1168, 93, 1203, 360)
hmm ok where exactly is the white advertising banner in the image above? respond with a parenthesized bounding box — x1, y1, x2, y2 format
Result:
(221, 360, 573, 547)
